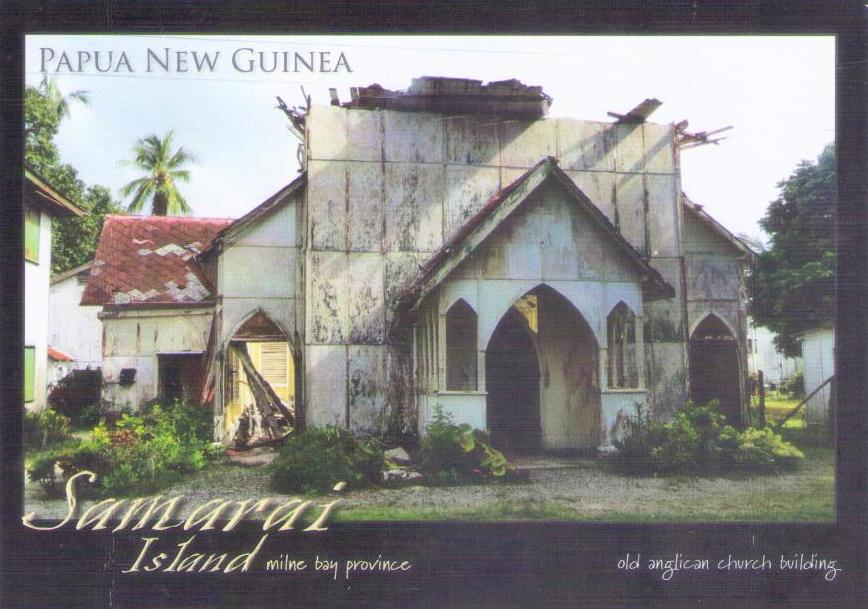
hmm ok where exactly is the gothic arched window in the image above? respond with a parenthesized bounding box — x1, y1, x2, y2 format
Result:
(445, 299, 478, 391)
(607, 302, 638, 389)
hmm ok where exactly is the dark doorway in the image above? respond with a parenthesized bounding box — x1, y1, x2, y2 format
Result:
(158, 353, 203, 404)
(689, 315, 742, 426)
(485, 306, 541, 453)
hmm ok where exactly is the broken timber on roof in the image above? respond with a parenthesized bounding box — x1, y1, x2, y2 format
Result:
(675, 121, 733, 149)
(340, 76, 553, 118)
(607, 98, 663, 123)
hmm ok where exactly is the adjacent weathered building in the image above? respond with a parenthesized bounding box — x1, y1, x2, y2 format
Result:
(24, 168, 85, 410)
(83, 77, 754, 451)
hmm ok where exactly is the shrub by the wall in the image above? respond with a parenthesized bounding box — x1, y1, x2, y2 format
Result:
(32, 401, 218, 497)
(24, 408, 72, 448)
(269, 426, 385, 494)
(613, 400, 804, 476)
(419, 407, 509, 484)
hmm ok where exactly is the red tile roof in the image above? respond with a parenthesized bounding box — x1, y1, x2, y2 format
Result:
(81, 215, 233, 307)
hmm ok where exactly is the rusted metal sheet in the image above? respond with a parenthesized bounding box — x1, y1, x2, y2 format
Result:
(305, 345, 347, 427)
(443, 165, 501, 240)
(347, 161, 384, 252)
(307, 160, 347, 250)
(685, 257, 742, 302)
(557, 119, 616, 172)
(643, 257, 685, 342)
(347, 345, 389, 434)
(644, 342, 688, 418)
(612, 172, 647, 253)
(384, 252, 428, 338)
(613, 122, 646, 173)
(348, 253, 385, 344)
(642, 122, 676, 174)
(645, 174, 680, 257)
(445, 116, 500, 165)
(564, 169, 617, 223)
(307, 251, 348, 344)
(499, 119, 558, 168)
(383, 111, 444, 164)
(307, 105, 346, 161)
(384, 163, 444, 252)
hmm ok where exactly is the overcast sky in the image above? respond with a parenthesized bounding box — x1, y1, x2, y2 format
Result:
(25, 35, 834, 242)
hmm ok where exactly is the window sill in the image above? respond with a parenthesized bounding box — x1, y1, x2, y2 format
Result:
(436, 390, 487, 397)
(603, 388, 646, 394)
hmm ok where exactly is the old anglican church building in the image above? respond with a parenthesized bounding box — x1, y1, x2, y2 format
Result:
(82, 77, 754, 452)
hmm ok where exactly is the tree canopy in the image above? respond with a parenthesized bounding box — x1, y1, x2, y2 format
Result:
(749, 143, 836, 357)
(121, 131, 195, 216)
(24, 78, 124, 274)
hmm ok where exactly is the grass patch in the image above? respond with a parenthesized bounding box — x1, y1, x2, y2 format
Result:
(334, 499, 582, 522)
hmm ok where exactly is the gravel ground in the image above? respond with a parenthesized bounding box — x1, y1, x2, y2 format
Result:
(23, 451, 834, 523)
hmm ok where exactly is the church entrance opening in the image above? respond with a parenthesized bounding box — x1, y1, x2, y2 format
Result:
(689, 314, 742, 426)
(485, 285, 600, 454)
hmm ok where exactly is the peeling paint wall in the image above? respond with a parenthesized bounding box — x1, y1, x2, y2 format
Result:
(303, 103, 725, 436)
(213, 188, 303, 439)
(683, 208, 751, 422)
(413, 185, 648, 449)
(100, 308, 212, 409)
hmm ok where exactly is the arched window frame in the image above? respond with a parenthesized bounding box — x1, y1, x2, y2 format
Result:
(444, 299, 479, 391)
(607, 302, 639, 389)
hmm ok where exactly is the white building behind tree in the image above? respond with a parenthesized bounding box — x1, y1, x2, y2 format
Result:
(24, 168, 85, 410)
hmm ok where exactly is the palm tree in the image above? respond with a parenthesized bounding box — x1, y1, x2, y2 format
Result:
(39, 76, 89, 122)
(120, 131, 196, 216)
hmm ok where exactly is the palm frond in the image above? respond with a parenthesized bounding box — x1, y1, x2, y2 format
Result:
(125, 180, 155, 214)
(168, 169, 192, 182)
(119, 176, 152, 198)
(168, 147, 197, 168)
(121, 130, 195, 216)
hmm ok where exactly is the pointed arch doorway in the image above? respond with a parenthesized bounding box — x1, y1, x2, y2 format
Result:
(485, 284, 600, 453)
(689, 314, 743, 426)
(223, 310, 298, 447)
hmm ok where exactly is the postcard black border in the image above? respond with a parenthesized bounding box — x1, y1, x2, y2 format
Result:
(1, 2, 865, 608)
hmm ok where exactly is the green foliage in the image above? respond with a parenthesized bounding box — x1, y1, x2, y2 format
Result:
(77, 403, 105, 428)
(121, 131, 196, 216)
(23, 408, 72, 448)
(613, 400, 804, 476)
(749, 144, 836, 356)
(721, 427, 804, 472)
(780, 372, 805, 398)
(419, 407, 510, 483)
(39, 401, 217, 497)
(24, 78, 124, 273)
(51, 184, 124, 274)
(269, 426, 386, 494)
(27, 455, 64, 497)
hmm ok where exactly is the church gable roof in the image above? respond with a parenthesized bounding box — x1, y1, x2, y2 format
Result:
(682, 193, 756, 259)
(400, 157, 675, 310)
(199, 172, 306, 260)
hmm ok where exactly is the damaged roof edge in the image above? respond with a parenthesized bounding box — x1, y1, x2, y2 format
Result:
(199, 171, 307, 260)
(341, 76, 552, 118)
(25, 167, 86, 217)
(682, 193, 757, 260)
(399, 157, 675, 312)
